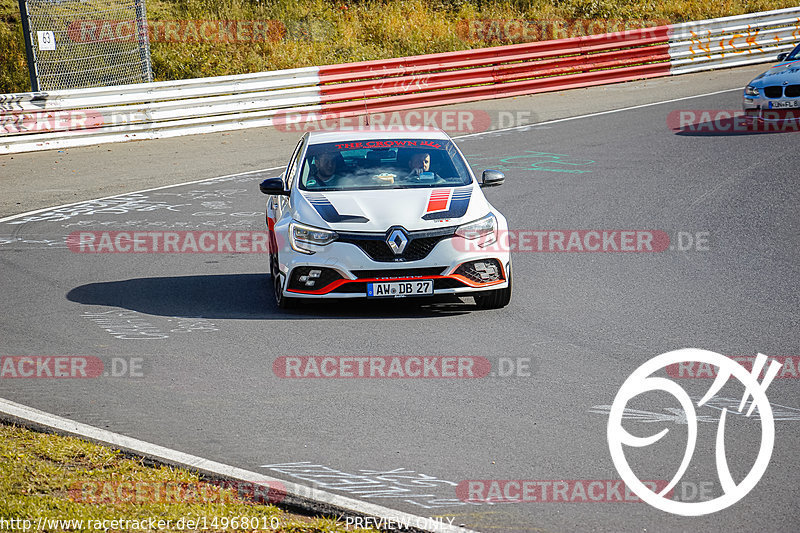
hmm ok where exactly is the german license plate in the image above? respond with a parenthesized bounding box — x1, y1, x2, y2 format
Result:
(769, 100, 799, 109)
(367, 280, 434, 297)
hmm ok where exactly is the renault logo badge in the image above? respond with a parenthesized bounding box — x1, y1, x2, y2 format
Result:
(386, 228, 409, 255)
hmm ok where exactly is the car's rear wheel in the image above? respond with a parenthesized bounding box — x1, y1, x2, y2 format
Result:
(473, 262, 512, 309)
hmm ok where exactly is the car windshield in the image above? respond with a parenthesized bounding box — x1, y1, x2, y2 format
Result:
(785, 44, 800, 61)
(298, 139, 472, 191)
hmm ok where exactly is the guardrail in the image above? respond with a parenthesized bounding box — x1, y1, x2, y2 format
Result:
(315, 27, 670, 118)
(0, 68, 323, 153)
(1, 7, 798, 154)
(669, 8, 800, 74)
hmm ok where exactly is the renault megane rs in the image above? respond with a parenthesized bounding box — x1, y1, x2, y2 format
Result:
(260, 128, 511, 309)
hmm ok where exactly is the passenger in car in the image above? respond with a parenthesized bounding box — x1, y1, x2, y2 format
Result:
(406, 151, 443, 182)
(408, 152, 432, 175)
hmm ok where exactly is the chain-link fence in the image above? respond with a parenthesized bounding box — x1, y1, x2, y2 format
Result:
(19, 0, 152, 91)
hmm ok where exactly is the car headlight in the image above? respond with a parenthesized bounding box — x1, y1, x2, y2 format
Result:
(289, 221, 338, 255)
(455, 213, 497, 247)
(744, 85, 759, 96)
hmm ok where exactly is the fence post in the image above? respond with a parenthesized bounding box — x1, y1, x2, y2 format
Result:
(134, 0, 154, 83)
(17, 0, 40, 92)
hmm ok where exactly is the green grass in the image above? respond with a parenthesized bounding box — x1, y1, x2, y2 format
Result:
(1, 0, 797, 93)
(0, 4, 29, 94)
(0, 423, 377, 533)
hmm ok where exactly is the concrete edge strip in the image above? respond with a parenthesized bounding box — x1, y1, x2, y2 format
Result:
(0, 397, 476, 533)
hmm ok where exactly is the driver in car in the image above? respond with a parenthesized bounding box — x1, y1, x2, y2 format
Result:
(307, 151, 346, 188)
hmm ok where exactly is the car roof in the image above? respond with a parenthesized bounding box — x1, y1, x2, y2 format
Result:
(306, 127, 451, 145)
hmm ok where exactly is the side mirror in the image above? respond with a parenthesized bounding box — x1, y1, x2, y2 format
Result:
(777, 53, 788, 61)
(480, 169, 505, 187)
(260, 177, 288, 196)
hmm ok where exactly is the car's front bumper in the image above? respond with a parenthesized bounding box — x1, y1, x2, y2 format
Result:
(274, 229, 511, 299)
(743, 94, 800, 120)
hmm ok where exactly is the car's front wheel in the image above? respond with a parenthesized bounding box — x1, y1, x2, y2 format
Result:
(270, 255, 298, 310)
(473, 262, 512, 309)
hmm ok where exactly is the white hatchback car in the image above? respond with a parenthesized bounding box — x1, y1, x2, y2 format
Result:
(260, 128, 511, 309)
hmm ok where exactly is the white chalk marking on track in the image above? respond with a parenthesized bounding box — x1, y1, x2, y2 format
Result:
(0, 166, 284, 224)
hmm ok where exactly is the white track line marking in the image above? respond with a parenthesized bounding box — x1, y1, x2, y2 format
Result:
(0, 166, 283, 224)
(454, 87, 743, 139)
(0, 397, 475, 533)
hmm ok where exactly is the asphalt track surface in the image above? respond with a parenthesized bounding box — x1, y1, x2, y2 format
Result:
(1, 74, 798, 532)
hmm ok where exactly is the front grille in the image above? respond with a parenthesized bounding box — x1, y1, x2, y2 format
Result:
(785, 85, 800, 98)
(764, 86, 783, 98)
(288, 267, 343, 291)
(338, 227, 456, 262)
(345, 236, 444, 262)
(454, 259, 504, 284)
(351, 267, 447, 279)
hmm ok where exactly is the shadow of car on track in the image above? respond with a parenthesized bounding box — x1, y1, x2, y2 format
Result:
(66, 274, 472, 320)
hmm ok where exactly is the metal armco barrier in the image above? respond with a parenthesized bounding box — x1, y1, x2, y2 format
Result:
(0, 67, 323, 153)
(1, 7, 798, 154)
(669, 8, 800, 74)
(314, 27, 671, 115)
